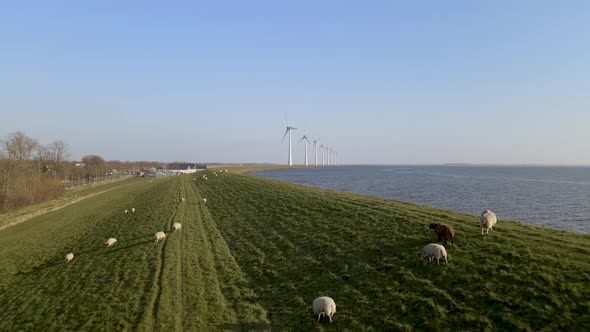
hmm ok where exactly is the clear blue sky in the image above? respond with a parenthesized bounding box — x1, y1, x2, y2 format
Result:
(1, 1, 589, 164)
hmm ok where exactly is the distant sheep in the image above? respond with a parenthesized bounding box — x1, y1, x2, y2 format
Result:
(181, 198, 185, 202)
(313, 296, 336, 323)
(155, 231, 166, 242)
(429, 223, 455, 245)
(105, 238, 118, 247)
(172, 223, 182, 232)
(202, 198, 207, 203)
(124, 209, 128, 214)
(131, 208, 135, 213)
(65, 253, 74, 263)
(480, 209, 497, 235)
(423, 243, 448, 266)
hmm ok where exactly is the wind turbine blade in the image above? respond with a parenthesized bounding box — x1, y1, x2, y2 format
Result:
(281, 128, 288, 143)
(298, 136, 305, 143)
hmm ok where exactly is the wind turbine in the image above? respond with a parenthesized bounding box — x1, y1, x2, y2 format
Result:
(332, 146, 336, 166)
(298, 122, 311, 166)
(320, 144, 325, 166)
(281, 115, 297, 166)
(331, 147, 335, 166)
(298, 134, 310, 166)
(313, 138, 320, 165)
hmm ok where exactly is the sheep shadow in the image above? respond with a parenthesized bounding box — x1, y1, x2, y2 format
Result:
(15, 236, 157, 278)
(104, 239, 154, 254)
(15, 257, 67, 276)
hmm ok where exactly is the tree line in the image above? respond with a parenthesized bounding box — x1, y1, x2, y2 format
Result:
(0, 131, 162, 212)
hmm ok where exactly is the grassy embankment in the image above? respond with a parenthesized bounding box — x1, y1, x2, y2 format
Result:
(1, 170, 589, 330)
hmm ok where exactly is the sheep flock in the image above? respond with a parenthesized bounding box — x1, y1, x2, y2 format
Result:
(59, 173, 502, 325)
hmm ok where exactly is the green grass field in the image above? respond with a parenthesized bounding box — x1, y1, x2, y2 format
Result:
(1, 171, 589, 331)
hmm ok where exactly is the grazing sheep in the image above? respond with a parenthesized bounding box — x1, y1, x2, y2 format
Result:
(480, 209, 497, 235)
(131, 208, 135, 213)
(423, 243, 448, 266)
(124, 209, 128, 214)
(65, 253, 74, 263)
(313, 296, 337, 323)
(202, 198, 207, 203)
(181, 198, 185, 202)
(172, 223, 182, 231)
(105, 238, 118, 247)
(155, 231, 166, 242)
(429, 223, 455, 245)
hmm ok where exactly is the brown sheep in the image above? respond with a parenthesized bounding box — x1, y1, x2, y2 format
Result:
(429, 223, 455, 245)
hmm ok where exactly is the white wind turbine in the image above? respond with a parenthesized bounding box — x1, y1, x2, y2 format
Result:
(332, 147, 336, 166)
(281, 115, 297, 166)
(331, 146, 335, 166)
(313, 138, 320, 166)
(327, 146, 332, 165)
(320, 144, 325, 166)
(299, 135, 310, 166)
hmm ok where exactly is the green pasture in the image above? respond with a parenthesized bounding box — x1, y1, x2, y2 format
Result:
(1, 170, 589, 331)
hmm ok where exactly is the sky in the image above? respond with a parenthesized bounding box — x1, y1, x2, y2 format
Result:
(1, 1, 589, 165)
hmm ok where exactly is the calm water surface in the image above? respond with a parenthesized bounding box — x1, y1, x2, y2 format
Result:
(258, 165, 590, 234)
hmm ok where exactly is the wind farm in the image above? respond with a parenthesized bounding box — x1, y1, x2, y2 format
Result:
(283, 118, 338, 167)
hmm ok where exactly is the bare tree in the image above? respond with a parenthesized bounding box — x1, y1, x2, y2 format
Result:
(3, 131, 39, 160)
(81, 155, 106, 179)
(46, 140, 70, 178)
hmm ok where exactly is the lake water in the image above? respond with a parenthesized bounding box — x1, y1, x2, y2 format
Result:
(258, 165, 590, 234)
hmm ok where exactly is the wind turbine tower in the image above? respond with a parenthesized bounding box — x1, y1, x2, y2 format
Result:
(320, 144, 325, 166)
(281, 116, 297, 166)
(298, 134, 310, 166)
(313, 138, 320, 166)
(331, 147, 335, 166)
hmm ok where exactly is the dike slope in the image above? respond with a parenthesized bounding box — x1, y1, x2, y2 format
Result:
(1, 171, 589, 330)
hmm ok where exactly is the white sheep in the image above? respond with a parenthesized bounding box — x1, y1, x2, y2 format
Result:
(480, 209, 497, 235)
(313, 296, 336, 323)
(131, 208, 135, 213)
(423, 243, 448, 266)
(172, 223, 182, 232)
(65, 253, 74, 263)
(155, 231, 166, 242)
(181, 198, 185, 202)
(124, 209, 128, 214)
(202, 198, 207, 203)
(105, 238, 118, 247)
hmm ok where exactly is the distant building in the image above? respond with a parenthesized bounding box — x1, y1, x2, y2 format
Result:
(166, 163, 207, 174)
